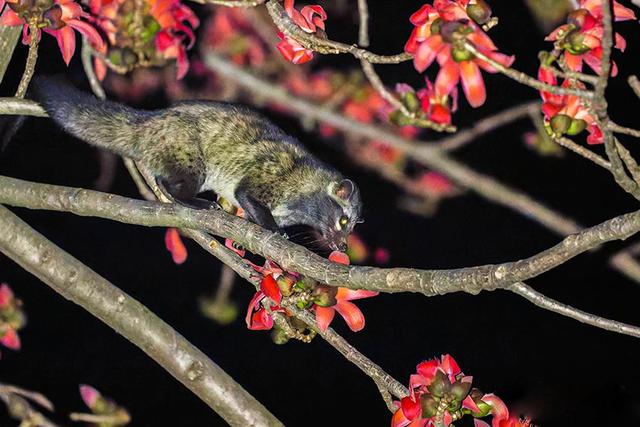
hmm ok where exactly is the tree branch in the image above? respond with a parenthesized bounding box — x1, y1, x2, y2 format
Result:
(0, 205, 283, 427)
(508, 282, 640, 338)
(0, 25, 20, 84)
(2, 175, 639, 298)
(265, 0, 411, 64)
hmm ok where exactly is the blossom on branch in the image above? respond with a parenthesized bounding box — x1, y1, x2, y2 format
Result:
(538, 66, 602, 144)
(405, 1, 514, 108)
(391, 354, 531, 427)
(204, 8, 266, 67)
(78, 384, 131, 425)
(88, 0, 199, 79)
(0, 0, 104, 64)
(544, 0, 635, 76)
(276, 0, 327, 64)
(0, 283, 26, 358)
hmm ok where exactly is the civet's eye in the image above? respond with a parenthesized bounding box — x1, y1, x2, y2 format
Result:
(339, 215, 349, 228)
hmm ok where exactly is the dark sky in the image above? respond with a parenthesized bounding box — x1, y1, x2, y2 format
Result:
(1, 1, 640, 426)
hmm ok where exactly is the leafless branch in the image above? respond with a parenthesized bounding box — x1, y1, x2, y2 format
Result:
(2, 175, 640, 299)
(0, 382, 59, 427)
(0, 205, 283, 427)
(356, 0, 369, 47)
(508, 282, 640, 338)
(0, 25, 20, 84)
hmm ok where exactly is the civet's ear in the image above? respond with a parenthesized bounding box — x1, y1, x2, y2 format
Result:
(335, 179, 355, 200)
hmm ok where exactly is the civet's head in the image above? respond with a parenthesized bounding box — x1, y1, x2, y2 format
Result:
(318, 178, 363, 251)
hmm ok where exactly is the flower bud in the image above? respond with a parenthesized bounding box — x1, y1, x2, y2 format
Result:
(450, 380, 472, 401)
(430, 18, 442, 35)
(466, 0, 492, 25)
(420, 395, 439, 418)
(389, 110, 413, 126)
(565, 30, 590, 54)
(276, 274, 296, 297)
(440, 21, 467, 44)
(427, 369, 451, 398)
(451, 47, 474, 62)
(311, 284, 338, 307)
(294, 276, 317, 292)
(550, 114, 572, 134)
(403, 91, 421, 113)
(566, 118, 587, 135)
(43, 5, 64, 30)
(271, 327, 290, 345)
(567, 9, 588, 28)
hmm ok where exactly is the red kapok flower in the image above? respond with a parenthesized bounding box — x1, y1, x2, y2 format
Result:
(405, 1, 514, 107)
(545, 0, 635, 76)
(315, 252, 377, 332)
(276, 0, 327, 64)
(0, 0, 104, 65)
(392, 354, 484, 427)
(0, 283, 26, 357)
(245, 274, 284, 331)
(164, 228, 187, 264)
(538, 66, 602, 144)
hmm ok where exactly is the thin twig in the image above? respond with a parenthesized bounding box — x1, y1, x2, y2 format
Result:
(464, 42, 594, 99)
(357, 0, 369, 47)
(266, 0, 412, 64)
(15, 24, 38, 98)
(508, 282, 640, 338)
(552, 136, 611, 170)
(436, 101, 539, 151)
(81, 40, 106, 99)
(286, 305, 409, 402)
(0, 205, 284, 427)
(608, 122, 640, 139)
(628, 75, 640, 99)
(360, 59, 456, 132)
(539, 64, 598, 85)
(69, 412, 130, 423)
(610, 241, 640, 284)
(0, 383, 59, 427)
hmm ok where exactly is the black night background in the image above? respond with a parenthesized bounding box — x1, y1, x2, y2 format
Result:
(1, 1, 640, 426)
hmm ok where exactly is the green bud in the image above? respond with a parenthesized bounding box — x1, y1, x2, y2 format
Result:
(566, 30, 591, 54)
(294, 277, 317, 291)
(403, 91, 421, 113)
(311, 284, 338, 307)
(389, 110, 413, 126)
(440, 21, 466, 43)
(451, 47, 474, 62)
(467, 0, 492, 25)
(427, 370, 451, 398)
(430, 18, 442, 35)
(277, 275, 296, 297)
(271, 327, 290, 345)
(450, 380, 472, 401)
(470, 399, 492, 417)
(550, 114, 572, 134)
(567, 118, 587, 135)
(420, 395, 439, 418)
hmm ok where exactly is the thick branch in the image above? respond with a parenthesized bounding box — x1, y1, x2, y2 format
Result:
(1, 176, 639, 297)
(0, 205, 283, 427)
(0, 25, 20, 84)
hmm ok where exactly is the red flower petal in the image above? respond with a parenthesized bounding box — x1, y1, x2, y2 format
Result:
(165, 228, 187, 264)
(401, 396, 421, 420)
(0, 283, 14, 308)
(79, 384, 100, 409)
(413, 35, 443, 73)
(0, 8, 23, 26)
(441, 354, 461, 376)
(410, 4, 434, 25)
(52, 26, 76, 65)
(613, 0, 636, 21)
(336, 287, 378, 301)
(435, 59, 460, 97)
(563, 52, 583, 72)
(249, 308, 273, 330)
(334, 300, 365, 332)
(66, 19, 105, 52)
(474, 421, 491, 427)
(260, 274, 281, 304)
(460, 60, 486, 107)
(391, 408, 411, 427)
(463, 395, 481, 413)
(482, 393, 509, 425)
(416, 359, 439, 381)
(586, 123, 604, 145)
(315, 306, 335, 332)
(328, 250, 350, 265)
(0, 328, 20, 350)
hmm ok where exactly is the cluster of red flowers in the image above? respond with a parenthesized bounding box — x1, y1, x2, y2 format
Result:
(538, 0, 635, 145)
(392, 354, 532, 427)
(246, 251, 377, 334)
(276, 0, 326, 64)
(0, 283, 25, 358)
(405, 0, 514, 111)
(0, 0, 104, 64)
(89, 0, 199, 79)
